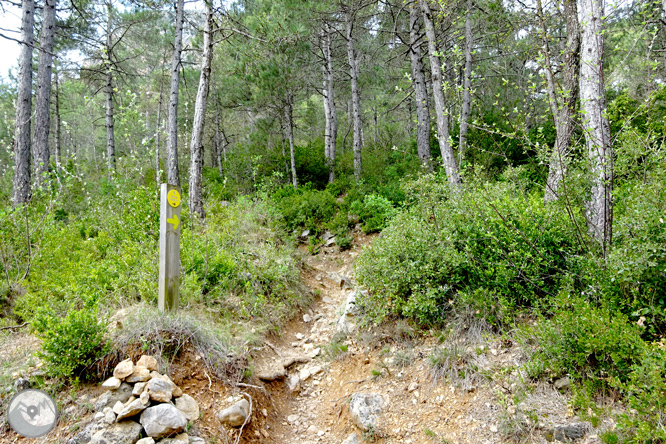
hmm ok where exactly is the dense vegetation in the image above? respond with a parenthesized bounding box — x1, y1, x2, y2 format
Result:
(1, 0, 666, 441)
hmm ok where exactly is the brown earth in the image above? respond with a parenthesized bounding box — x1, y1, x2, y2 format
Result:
(0, 231, 614, 444)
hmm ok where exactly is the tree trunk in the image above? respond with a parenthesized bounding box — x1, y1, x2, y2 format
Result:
(33, 0, 56, 184)
(346, 10, 363, 182)
(322, 24, 338, 183)
(155, 83, 163, 186)
(409, 4, 431, 171)
(419, 0, 461, 186)
(458, 0, 473, 166)
(188, 1, 214, 219)
(54, 69, 62, 170)
(12, 0, 34, 206)
(285, 93, 298, 189)
(105, 0, 116, 175)
(215, 101, 224, 176)
(580, 0, 612, 256)
(167, 0, 185, 186)
(543, 0, 580, 202)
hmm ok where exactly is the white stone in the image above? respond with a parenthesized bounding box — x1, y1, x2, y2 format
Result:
(137, 355, 158, 371)
(175, 394, 199, 421)
(113, 359, 134, 380)
(102, 377, 121, 390)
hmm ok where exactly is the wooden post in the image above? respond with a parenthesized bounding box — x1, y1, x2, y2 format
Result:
(159, 184, 181, 312)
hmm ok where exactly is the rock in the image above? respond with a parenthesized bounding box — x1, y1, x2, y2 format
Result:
(296, 333, 304, 340)
(217, 398, 251, 428)
(132, 382, 147, 396)
(257, 364, 286, 381)
(140, 391, 150, 405)
(102, 377, 121, 390)
(287, 414, 299, 423)
(161, 433, 189, 444)
(310, 365, 323, 376)
(176, 394, 200, 421)
(14, 378, 30, 392)
(112, 400, 125, 415)
(117, 397, 149, 421)
(552, 423, 589, 442)
(67, 422, 107, 444)
(89, 420, 143, 444)
(113, 358, 134, 380)
(407, 382, 418, 393)
(287, 374, 301, 393)
(103, 407, 116, 424)
(336, 314, 356, 334)
(136, 438, 155, 444)
(301, 229, 310, 239)
(328, 272, 352, 289)
(299, 368, 311, 381)
(127, 365, 151, 383)
(140, 404, 188, 438)
(345, 291, 363, 316)
(190, 438, 206, 444)
(307, 425, 319, 434)
(325, 237, 336, 247)
(137, 355, 158, 371)
(303, 314, 312, 323)
(147, 377, 173, 403)
(554, 377, 571, 391)
(172, 385, 183, 398)
(323, 296, 334, 304)
(94, 412, 104, 421)
(322, 231, 334, 241)
(349, 393, 385, 432)
(341, 433, 360, 444)
(95, 383, 133, 411)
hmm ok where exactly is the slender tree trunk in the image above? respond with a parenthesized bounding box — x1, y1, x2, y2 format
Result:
(458, 0, 473, 165)
(167, 0, 185, 186)
(155, 83, 163, 185)
(419, 0, 461, 186)
(12, 0, 34, 206)
(54, 70, 62, 170)
(33, 0, 56, 184)
(215, 101, 224, 176)
(580, 0, 612, 256)
(409, 4, 432, 171)
(346, 10, 363, 182)
(285, 93, 298, 188)
(543, 0, 580, 202)
(188, 1, 214, 219)
(322, 24, 337, 183)
(281, 136, 290, 183)
(105, 0, 116, 175)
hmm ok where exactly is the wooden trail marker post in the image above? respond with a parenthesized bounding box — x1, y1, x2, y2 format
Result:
(159, 184, 181, 312)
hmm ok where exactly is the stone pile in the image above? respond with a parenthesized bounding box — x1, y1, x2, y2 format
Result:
(68, 355, 203, 444)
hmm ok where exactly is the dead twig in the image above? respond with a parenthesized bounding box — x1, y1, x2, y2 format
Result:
(0, 322, 28, 331)
(233, 392, 253, 444)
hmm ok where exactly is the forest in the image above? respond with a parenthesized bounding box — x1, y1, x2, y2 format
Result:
(1, 0, 666, 442)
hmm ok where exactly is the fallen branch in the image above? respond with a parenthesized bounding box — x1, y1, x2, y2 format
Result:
(0, 322, 28, 331)
(233, 392, 253, 444)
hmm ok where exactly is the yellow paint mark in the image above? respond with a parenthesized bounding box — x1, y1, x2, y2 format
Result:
(167, 214, 180, 230)
(167, 190, 181, 208)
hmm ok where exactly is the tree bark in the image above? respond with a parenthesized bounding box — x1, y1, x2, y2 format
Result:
(188, 1, 214, 219)
(105, 0, 116, 175)
(419, 0, 461, 186)
(33, 0, 56, 184)
(458, 0, 473, 166)
(214, 100, 224, 176)
(345, 9, 363, 182)
(155, 83, 163, 186)
(580, 0, 612, 256)
(167, 0, 185, 186)
(409, 4, 431, 171)
(543, 0, 580, 202)
(322, 23, 338, 183)
(54, 69, 62, 170)
(284, 93, 298, 188)
(12, 0, 34, 206)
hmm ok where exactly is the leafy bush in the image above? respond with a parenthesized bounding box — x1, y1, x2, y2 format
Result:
(273, 186, 337, 233)
(350, 194, 397, 233)
(356, 173, 584, 325)
(32, 306, 109, 379)
(521, 297, 646, 382)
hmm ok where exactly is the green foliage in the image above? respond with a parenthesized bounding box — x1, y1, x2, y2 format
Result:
(350, 194, 397, 234)
(521, 297, 646, 383)
(32, 306, 109, 379)
(356, 173, 584, 325)
(273, 185, 337, 233)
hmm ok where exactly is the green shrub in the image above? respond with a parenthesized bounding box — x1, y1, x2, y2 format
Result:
(356, 174, 584, 325)
(32, 306, 109, 379)
(521, 297, 646, 383)
(350, 194, 397, 233)
(274, 186, 337, 232)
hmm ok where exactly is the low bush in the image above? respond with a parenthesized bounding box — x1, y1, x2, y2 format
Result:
(350, 194, 397, 233)
(356, 173, 585, 326)
(32, 305, 109, 380)
(273, 185, 337, 233)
